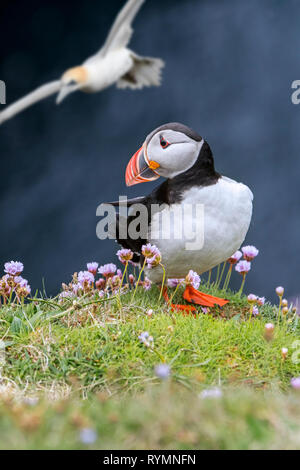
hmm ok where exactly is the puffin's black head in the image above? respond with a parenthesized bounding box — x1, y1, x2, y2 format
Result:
(125, 122, 218, 186)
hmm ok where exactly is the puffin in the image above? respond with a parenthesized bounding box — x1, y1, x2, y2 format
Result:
(108, 122, 253, 312)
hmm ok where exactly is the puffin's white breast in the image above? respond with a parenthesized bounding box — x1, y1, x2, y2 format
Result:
(146, 176, 253, 283)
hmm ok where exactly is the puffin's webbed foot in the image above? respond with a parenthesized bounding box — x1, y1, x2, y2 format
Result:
(161, 287, 197, 315)
(160, 285, 229, 316)
(183, 285, 229, 307)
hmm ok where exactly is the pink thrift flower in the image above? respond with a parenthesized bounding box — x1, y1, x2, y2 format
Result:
(98, 263, 117, 277)
(265, 323, 274, 332)
(14, 276, 29, 288)
(241, 245, 259, 261)
(95, 278, 105, 290)
(257, 297, 265, 306)
(235, 260, 251, 275)
(264, 323, 274, 341)
(186, 270, 201, 290)
(252, 306, 259, 316)
(78, 271, 94, 285)
(117, 269, 122, 279)
(227, 251, 242, 264)
(59, 291, 75, 301)
(72, 283, 81, 294)
(87, 262, 99, 276)
(109, 275, 121, 289)
(117, 249, 133, 264)
(167, 278, 184, 288)
(247, 294, 257, 304)
(276, 286, 284, 296)
(142, 244, 161, 259)
(291, 377, 300, 390)
(129, 274, 135, 285)
(147, 253, 162, 268)
(281, 348, 288, 359)
(4, 261, 24, 276)
(143, 277, 152, 291)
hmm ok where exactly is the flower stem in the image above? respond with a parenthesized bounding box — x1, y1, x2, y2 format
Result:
(169, 281, 184, 306)
(238, 273, 246, 297)
(118, 262, 128, 294)
(132, 258, 147, 301)
(277, 295, 282, 325)
(223, 264, 232, 291)
(158, 263, 166, 301)
(249, 304, 253, 321)
(207, 269, 212, 286)
(215, 265, 220, 286)
(216, 262, 226, 289)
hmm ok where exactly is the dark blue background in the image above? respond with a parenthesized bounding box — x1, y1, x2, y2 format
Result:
(0, 0, 299, 301)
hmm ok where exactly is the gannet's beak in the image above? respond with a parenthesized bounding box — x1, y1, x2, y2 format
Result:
(56, 66, 88, 105)
(56, 83, 81, 105)
(125, 143, 160, 187)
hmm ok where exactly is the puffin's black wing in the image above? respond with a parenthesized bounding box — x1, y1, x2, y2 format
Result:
(104, 196, 147, 207)
(105, 181, 170, 263)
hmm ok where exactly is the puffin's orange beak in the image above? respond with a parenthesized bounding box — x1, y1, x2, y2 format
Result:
(125, 144, 160, 187)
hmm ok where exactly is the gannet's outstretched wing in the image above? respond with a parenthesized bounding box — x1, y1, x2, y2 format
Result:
(97, 0, 145, 57)
(0, 80, 61, 125)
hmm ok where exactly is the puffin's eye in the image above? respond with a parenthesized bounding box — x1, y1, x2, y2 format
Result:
(160, 136, 170, 149)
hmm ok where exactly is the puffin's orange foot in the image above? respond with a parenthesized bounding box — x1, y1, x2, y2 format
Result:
(183, 285, 229, 307)
(161, 287, 196, 315)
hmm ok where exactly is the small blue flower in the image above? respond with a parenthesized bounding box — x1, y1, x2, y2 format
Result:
(79, 428, 98, 445)
(154, 363, 170, 380)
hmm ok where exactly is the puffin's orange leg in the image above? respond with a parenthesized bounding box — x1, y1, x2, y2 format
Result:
(183, 285, 229, 307)
(161, 287, 196, 315)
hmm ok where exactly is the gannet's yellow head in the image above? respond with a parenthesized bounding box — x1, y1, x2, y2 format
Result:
(56, 66, 88, 104)
(62, 67, 88, 85)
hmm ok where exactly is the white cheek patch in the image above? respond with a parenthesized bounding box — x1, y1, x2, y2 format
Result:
(160, 139, 204, 179)
(146, 129, 205, 179)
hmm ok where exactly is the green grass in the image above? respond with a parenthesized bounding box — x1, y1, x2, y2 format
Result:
(0, 283, 299, 449)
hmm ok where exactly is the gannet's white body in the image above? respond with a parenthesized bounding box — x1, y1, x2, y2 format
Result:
(0, 0, 164, 125)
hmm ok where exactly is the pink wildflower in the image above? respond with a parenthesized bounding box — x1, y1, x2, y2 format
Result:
(4, 261, 24, 276)
(252, 305, 259, 316)
(227, 251, 242, 264)
(87, 262, 99, 276)
(235, 260, 251, 275)
(186, 270, 201, 289)
(291, 377, 300, 390)
(167, 278, 184, 288)
(143, 277, 152, 291)
(95, 278, 105, 290)
(78, 271, 94, 285)
(276, 286, 284, 296)
(98, 263, 116, 277)
(241, 245, 259, 261)
(142, 244, 160, 259)
(117, 249, 133, 264)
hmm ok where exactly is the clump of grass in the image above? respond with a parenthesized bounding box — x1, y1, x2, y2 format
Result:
(0, 285, 299, 393)
(0, 245, 299, 449)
